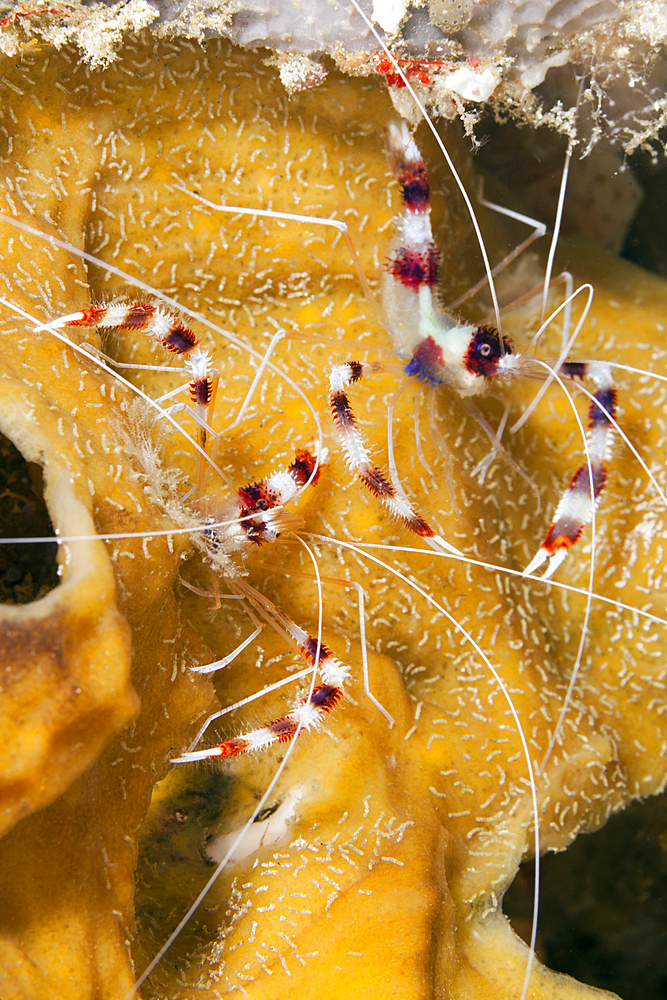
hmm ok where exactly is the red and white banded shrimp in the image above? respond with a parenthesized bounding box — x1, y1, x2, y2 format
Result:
(0, 19, 666, 1000)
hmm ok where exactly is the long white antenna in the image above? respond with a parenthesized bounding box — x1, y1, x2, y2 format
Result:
(346, 0, 505, 336)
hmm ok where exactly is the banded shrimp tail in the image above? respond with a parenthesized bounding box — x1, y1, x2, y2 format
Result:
(1, 24, 667, 1000)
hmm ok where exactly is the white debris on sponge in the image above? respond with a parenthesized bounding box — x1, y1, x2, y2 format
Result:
(0, 0, 159, 66)
(276, 54, 328, 92)
(205, 786, 305, 867)
(73, 0, 158, 67)
(519, 49, 572, 90)
(371, 0, 409, 35)
(442, 66, 500, 102)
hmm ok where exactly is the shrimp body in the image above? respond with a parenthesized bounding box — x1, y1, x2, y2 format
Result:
(382, 123, 518, 395)
(332, 122, 617, 580)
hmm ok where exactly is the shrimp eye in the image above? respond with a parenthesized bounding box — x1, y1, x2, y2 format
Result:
(463, 326, 512, 378)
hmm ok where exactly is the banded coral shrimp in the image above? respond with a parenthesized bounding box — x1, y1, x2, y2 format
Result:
(1, 20, 667, 1000)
